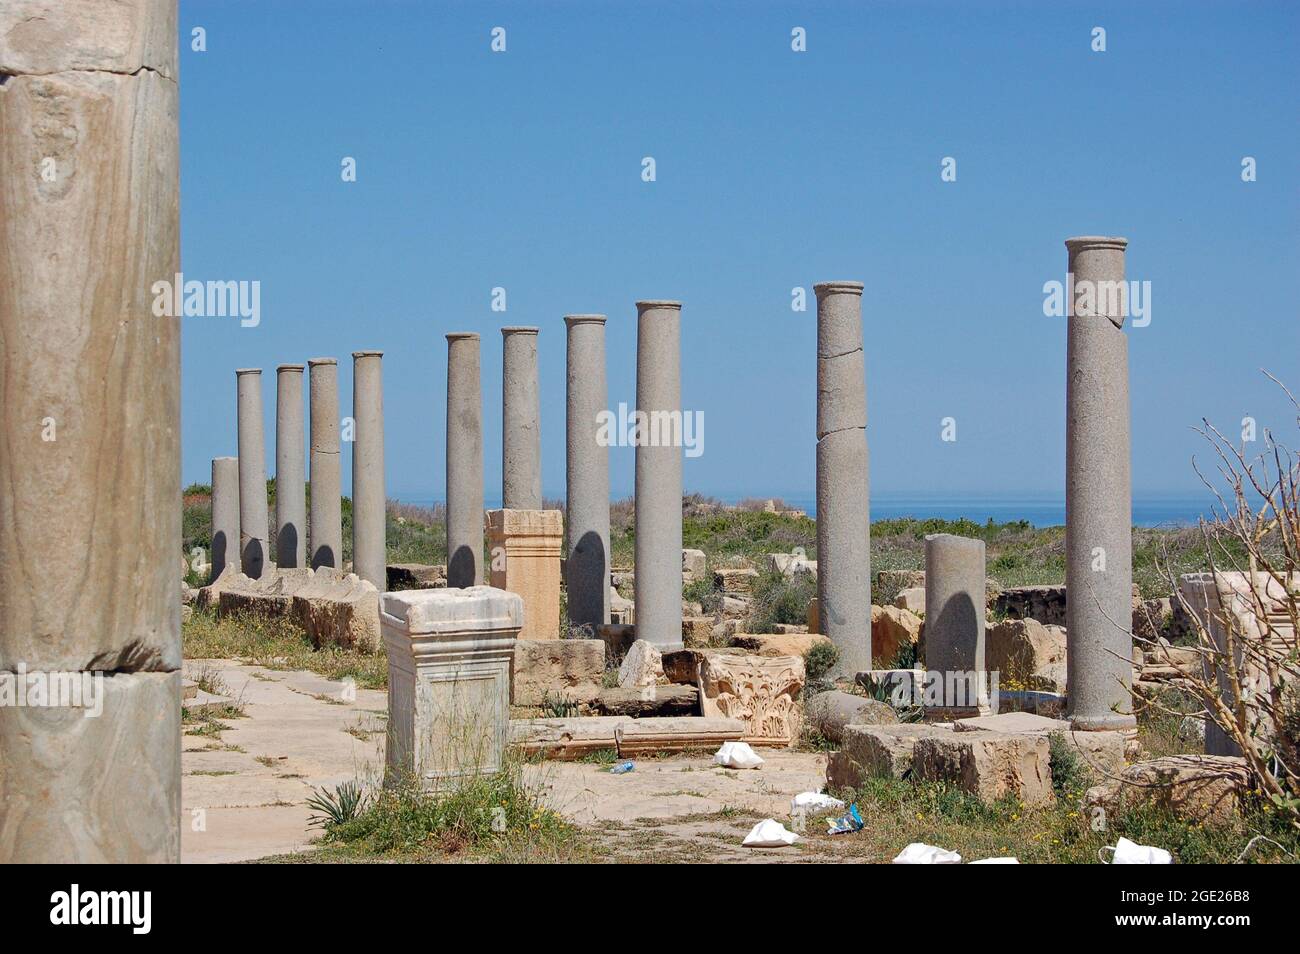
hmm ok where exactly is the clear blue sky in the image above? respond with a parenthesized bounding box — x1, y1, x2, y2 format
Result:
(179, 0, 1298, 503)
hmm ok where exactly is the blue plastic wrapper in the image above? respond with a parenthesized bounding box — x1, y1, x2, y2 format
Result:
(827, 803, 863, 834)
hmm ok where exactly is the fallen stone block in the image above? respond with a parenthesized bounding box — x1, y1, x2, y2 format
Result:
(874, 569, 926, 608)
(893, 586, 926, 614)
(292, 569, 382, 652)
(730, 631, 833, 658)
(991, 585, 1067, 627)
(954, 712, 1070, 735)
(805, 689, 898, 744)
(217, 567, 314, 619)
(681, 548, 707, 584)
(512, 638, 605, 706)
(682, 616, 713, 648)
(509, 715, 744, 759)
(985, 618, 1066, 688)
(714, 566, 759, 596)
(594, 685, 699, 717)
(871, 605, 922, 666)
(1085, 755, 1249, 827)
(826, 723, 953, 789)
(386, 563, 447, 590)
(618, 639, 663, 688)
(912, 731, 1054, 807)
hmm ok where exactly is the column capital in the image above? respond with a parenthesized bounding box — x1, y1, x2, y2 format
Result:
(813, 281, 864, 297)
(307, 356, 337, 366)
(636, 300, 682, 312)
(564, 313, 607, 326)
(1064, 235, 1128, 252)
(276, 363, 305, 372)
(235, 367, 262, 376)
(501, 326, 539, 336)
(446, 332, 479, 342)
(352, 350, 383, 358)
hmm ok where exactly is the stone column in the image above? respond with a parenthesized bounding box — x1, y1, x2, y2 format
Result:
(501, 327, 542, 509)
(236, 368, 269, 579)
(308, 357, 342, 570)
(1065, 236, 1135, 731)
(0, 0, 180, 862)
(446, 333, 484, 587)
(211, 456, 241, 582)
(275, 364, 306, 569)
(564, 315, 611, 631)
(352, 351, 386, 588)
(634, 301, 684, 649)
(923, 533, 989, 719)
(814, 282, 871, 677)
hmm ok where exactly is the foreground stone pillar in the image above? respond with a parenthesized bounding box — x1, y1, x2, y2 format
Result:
(923, 533, 990, 719)
(814, 282, 871, 677)
(446, 333, 484, 587)
(564, 315, 611, 631)
(0, 0, 181, 862)
(487, 509, 563, 639)
(634, 301, 684, 649)
(236, 368, 269, 579)
(381, 587, 522, 783)
(501, 326, 542, 509)
(1064, 236, 1136, 732)
(211, 456, 241, 582)
(352, 351, 386, 588)
(275, 364, 306, 569)
(308, 357, 342, 570)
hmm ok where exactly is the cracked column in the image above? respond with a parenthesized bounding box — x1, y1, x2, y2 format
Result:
(309, 357, 342, 570)
(0, 0, 181, 862)
(1065, 236, 1135, 731)
(634, 301, 683, 649)
(564, 315, 611, 631)
(501, 327, 541, 509)
(446, 333, 484, 587)
(923, 534, 989, 719)
(211, 456, 240, 582)
(236, 368, 269, 579)
(352, 351, 386, 588)
(815, 282, 871, 677)
(275, 364, 306, 569)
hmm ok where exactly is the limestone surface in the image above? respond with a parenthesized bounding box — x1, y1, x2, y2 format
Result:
(511, 638, 605, 706)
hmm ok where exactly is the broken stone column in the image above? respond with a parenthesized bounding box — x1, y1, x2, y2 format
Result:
(381, 587, 522, 782)
(924, 533, 990, 719)
(351, 351, 386, 589)
(634, 301, 684, 649)
(211, 456, 240, 582)
(0, 0, 181, 862)
(501, 326, 542, 509)
(446, 333, 484, 587)
(814, 282, 871, 677)
(236, 368, 269, 579)
(564, 314, 611, 632)
(308, 357, 342, 570)
(275, 364, 306, 569)
(1064, 236, 1136, 732)
(487, 509, 563, 639)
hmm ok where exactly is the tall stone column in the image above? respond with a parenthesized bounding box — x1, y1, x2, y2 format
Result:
(352, 351, 386, 589)
(564, 315, 611, 631)
(814, 282, 871, 677)
(634, 301, 683, 649)
(1065, 236, 1135, 731)
(308, 357, 342, 570)
(923, 533, 989, 719)
(236, 368, 269, 579)
(211, 456, 241, 582)
(446, 333, 484, 587)
(0, 0, 180, 862)
(501, 327, 542, 509)
(275, 364, 306, 569)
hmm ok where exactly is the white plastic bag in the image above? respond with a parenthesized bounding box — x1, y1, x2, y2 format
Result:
(1105, 837, 1173, 865)
(790, 791, 845, 814)
(714, 740, 764, 769)
(742, 818, 799, 847)
(892, 842, 962, 864)
(969, 857, 1020, 864)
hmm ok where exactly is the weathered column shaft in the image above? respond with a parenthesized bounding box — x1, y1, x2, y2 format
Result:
(308, 357, 342, 570)
(564, 315, 611, 630)
(814, 281, 871, 676)
(236, 368, 269, 579)
(634, 301, 684, 649)
(0, 0, 181, 862)
(352, 351, 386, 588)
(211, 456, 241, 582)
(501, 327, 542, 510)
(923, 533, 989, 717)
(446, 333, 484, 587)
(1065, 236, 1135, 731)
(275, 364, 306, 569)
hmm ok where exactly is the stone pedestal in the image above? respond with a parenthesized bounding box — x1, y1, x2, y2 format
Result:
(236, 368, 269, 579)
(501, 327, 542, 510)
(446, 333, 484, 587)
(924, 533, 990, 720)
(1064, 236, 1135, 731)
(814, 281, 871, 677)
(211, 456, 240, 582)
(487, 509, 563, 640)
(308, 357, 342, 570)
(634, 300, 684, 649)
(275, 364, 306, 569)
(351, 351, 386, 588)
(564, 315, 611, 631)
(381, 587, 522, 783)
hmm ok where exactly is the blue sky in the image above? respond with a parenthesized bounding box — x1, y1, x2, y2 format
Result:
(179, 0, 1298, 503)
